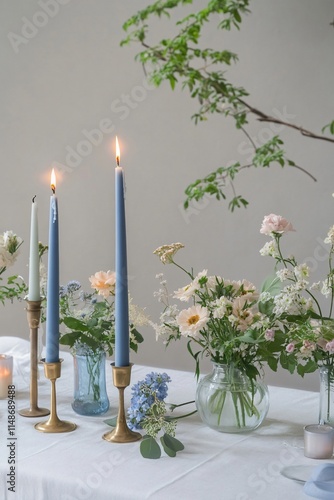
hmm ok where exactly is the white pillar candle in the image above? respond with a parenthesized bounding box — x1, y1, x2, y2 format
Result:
(304, 424, 334, 459)
(0, 355, 13, 399)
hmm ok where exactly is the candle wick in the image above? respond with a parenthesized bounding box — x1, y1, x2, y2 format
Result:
(116, 156, 120, 167)
(51, 186, 56, 194)
(32, 195, 37, 203)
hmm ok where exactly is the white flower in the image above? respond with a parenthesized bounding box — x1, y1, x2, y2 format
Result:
(212, 297, 232, 319)
(321, 280, 331, 298)
(149, 320, 177, 342)
(174, 282, 198, 302)
(0, 231, 22, 268)
(310, 281, 321, 291)
(259, 291, 271, 303)
(294, 263, 309, 280)
(276, 269, 293, 282)
(176, 305, 209, 339)
(324, 226, 334, 246)
(259, 241, 279, 258)
(153, 243, 184, 264)
(129, 300, 149, 327)
(173, 270, 208, 302)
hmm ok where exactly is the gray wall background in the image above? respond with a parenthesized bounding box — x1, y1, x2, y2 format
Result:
(1, 0, 333, 391)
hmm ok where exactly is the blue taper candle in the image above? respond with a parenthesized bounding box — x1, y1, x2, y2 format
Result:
(114, 137, 130, 367)
(45, 169, 60, 363)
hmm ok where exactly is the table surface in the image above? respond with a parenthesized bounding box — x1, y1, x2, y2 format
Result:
(0, 337, 330, 500)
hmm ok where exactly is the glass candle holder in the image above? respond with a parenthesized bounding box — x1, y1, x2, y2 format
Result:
(304, 424, 334, 459)
(0, 355, 13, 399)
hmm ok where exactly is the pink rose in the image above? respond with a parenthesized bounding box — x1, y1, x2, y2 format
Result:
(325, 340, 334, 353)
(264, 329, 275, 341)
(286, 342, 295, 353)
(89, 270, 116, 297)
(260, 214, 295, 236)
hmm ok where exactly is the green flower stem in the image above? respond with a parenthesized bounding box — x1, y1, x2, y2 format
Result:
(166, 410, 198, 421)
(171, 259, 194, 280)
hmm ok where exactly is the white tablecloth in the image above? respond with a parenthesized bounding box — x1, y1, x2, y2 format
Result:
(0, 337, 329, 500)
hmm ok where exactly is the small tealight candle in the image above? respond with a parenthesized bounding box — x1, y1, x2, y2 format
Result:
(304, 424, 334, 459)
(0, 355, 13, 399)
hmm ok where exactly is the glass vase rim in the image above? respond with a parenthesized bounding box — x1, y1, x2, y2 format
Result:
(72, 343, 106, 357)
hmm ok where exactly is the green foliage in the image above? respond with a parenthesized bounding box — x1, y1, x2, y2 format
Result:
(0, 275, 27, 305)
(59, 282, 145, 356)
(322, 121, 334, 135)
(140, 435, 162, 459)
(121, 0, 331, 211)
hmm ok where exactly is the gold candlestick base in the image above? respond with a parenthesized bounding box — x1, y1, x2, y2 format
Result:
(103, 364, 141, 443)
(19, 299, 50, 418)
(35, 360, 76, 433)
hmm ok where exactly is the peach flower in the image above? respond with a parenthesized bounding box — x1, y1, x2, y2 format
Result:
(89, 270, 116, 297)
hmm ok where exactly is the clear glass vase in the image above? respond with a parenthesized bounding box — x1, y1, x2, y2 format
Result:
(319, 365, 334, 425)
(195, 363, 269, 433)
(72, 345, 109, 416)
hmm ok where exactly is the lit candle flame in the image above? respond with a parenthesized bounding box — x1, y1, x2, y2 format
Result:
(51, 168, 56, 193)
(116, 136, 120, 167)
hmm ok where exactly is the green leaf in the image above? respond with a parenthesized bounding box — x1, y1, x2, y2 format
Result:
(59, 332, 80, 347)
(267, 356, 278, 372)
(297, 359, 318, 376)
(161, 433, 184, 452)
(140, 435, 161, 459)
(160, 436, 176, 457)
(103, 417, 117, 427)
(63, 317, 89, 332)
(260, 275, 281, 295)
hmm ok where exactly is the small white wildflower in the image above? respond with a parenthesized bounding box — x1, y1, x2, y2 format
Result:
(259, 291, 271, 303)
(259, 240, 279, 257)
(310, 281, 321, 291)
(276, 269, 293, 282)
(324, 226, 334, 246)
(212, 297, 231, 319)
(321, 280, 331, 298)
(294, 263, 309, 280)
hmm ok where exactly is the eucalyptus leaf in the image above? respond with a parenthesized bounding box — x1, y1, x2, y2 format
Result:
(104, 417, 117, 427)
(161, 433, 184, 452)
(140, 436, 161, 459)
(160, 436, 176, 457)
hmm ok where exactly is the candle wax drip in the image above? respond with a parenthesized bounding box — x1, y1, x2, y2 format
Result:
(51, 196, 57, 223)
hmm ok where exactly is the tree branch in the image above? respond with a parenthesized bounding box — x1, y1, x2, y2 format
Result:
(239, 99, 334, 144)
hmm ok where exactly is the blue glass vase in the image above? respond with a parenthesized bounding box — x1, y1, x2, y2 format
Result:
(72, 345, 109, 416)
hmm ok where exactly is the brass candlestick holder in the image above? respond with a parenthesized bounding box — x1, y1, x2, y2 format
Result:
(35, 359, 76, 433)
(103, 364, 141, 443)
(19, 299, 50, 418)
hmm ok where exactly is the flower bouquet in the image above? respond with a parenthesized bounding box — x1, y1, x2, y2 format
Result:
(150, 244, 280, 432)
(259, 214, 334, 424)
(59, 271, 147, 415)
(0, 230, 27, 304)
